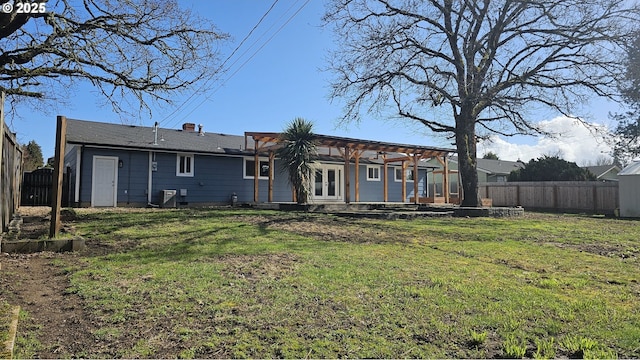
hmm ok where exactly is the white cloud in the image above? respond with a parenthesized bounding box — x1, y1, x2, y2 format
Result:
(478, 116, 613, 165)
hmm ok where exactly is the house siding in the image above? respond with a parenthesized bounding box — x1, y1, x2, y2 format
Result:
(71, 146, 433, 207)
(151, 153, 293, 205)
(75, 148, 149, 206)
(355, 164, 383, 202)
(350, 164, 427, 202)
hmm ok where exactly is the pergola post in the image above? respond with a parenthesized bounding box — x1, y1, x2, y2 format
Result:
(254, 139, 259, 203)
(401, 160, 407, 202)
(344, 146, 351, 204)
(268, 151, 274, 203)
(354, 151, 360, 202)
(443, 156, 450, 204)
(383, 154, 388, 202)
(413, 154, 419, 204)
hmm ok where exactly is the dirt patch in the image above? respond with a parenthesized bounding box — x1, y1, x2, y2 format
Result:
(221, 253, 300, 282)
(229, 213, 415, 244)
(0, 252, 97, 358)
(0, 207, 96, 357)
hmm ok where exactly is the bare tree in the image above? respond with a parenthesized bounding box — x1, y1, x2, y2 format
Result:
(1, 0, 228, 117)
(582, 155, 615, 167)
(612, 30, 640, 166)
(324, 0, 639, 206)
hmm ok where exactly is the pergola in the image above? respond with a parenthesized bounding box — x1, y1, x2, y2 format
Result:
(244, 132, 456, 204)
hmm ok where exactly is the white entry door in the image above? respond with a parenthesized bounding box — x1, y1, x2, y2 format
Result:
(313, 165, 343, 201)
(92, 156, 118, 207)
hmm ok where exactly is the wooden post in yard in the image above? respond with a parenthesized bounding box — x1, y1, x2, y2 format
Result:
(49, 115, 67, 238)
(0, 92, 5, 230)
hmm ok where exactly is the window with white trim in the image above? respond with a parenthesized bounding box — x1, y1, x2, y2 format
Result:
(394, 167, 414, 182)
(244, 157, 271, 179)
(366, 165, 381, 181)
(176, 154, 194, 177)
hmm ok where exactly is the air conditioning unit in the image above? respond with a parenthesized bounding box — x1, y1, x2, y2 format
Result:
(161, 190, 177, 208)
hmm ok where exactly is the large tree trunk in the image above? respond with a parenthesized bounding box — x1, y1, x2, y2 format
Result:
(456, 115, 481, 207)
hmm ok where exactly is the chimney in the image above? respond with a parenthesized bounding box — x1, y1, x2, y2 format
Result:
(182, 123, 196, 132)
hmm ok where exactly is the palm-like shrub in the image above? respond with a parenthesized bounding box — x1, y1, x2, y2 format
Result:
(277, 118, 317, 204)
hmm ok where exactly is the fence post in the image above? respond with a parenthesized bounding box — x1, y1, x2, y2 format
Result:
(0, 91, 5, 231)
(49, 116, 67, 238)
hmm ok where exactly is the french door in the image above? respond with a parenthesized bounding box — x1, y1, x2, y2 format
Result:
(312, 165, 343, 201)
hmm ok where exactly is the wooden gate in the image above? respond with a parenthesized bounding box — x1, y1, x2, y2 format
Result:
(21, 168, 53, 206)
(21, 168, 71, 207)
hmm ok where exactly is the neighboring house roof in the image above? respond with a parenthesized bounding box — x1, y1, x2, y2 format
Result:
(477, 158, 525, 175)
(447, 157, 525, 175)
(583, 165, 621, 180)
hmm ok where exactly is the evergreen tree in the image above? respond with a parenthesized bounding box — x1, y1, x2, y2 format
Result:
(482, 152, 500, 160)
(509, 156, 596, 181)
(22, 140, 43, 172)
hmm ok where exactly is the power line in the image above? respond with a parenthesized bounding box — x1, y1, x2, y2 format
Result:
(173, 0, 312, 126)
(158, 0, 281, 128)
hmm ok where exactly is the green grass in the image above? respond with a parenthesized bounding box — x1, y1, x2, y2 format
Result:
(0, 300, 12, 359)
(16, 209, 640, 358)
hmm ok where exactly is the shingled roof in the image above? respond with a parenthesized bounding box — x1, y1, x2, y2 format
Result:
(66, 118, 247, 155)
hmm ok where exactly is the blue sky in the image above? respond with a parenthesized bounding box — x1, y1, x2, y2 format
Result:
(6, 0, 621, 164)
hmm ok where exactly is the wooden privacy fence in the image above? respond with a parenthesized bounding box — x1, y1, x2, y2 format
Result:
(21, 168, 53, 206)
(1, 122, 24, 232)
(20, 167, 71, 207)
(479, 181, 619, 214)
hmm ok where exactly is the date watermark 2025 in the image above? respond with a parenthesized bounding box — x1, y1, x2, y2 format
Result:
(2, 2, 47, 14)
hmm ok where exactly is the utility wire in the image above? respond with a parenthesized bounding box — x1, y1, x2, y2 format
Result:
(159, 0, 281, 128)
(174, 0, 312, 125)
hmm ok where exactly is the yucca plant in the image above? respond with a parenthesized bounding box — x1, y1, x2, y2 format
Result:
(277, 118, 318, 204)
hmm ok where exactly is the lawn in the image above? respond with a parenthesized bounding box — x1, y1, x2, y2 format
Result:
(15, 209, 640, 358)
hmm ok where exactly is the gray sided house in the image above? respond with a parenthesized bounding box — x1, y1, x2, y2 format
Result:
(64, 119, 455, 207)
(583, 165, 621, 182)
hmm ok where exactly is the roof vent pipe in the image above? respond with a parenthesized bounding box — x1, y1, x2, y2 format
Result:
(153, 121, 159, 145)
(198, 124, 204, 136)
